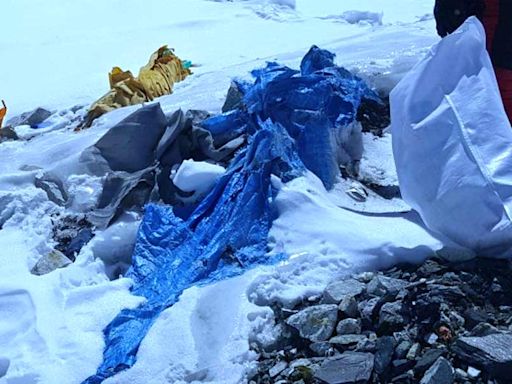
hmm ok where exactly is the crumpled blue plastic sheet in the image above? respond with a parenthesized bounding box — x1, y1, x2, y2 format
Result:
(83, 122, 304, 383)
(84, 46, 378, 383)
(243, 45, 378, 189)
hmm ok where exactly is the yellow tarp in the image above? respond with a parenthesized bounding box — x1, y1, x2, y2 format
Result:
(82, 46, 191, 128)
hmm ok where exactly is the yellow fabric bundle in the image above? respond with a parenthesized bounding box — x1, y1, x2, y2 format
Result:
(82, 46, 191, 128)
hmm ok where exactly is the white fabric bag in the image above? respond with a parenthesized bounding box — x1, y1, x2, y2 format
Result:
(391, 17, 512, 257)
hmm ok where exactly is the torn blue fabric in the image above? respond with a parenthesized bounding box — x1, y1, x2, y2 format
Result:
(83, 122, 304, 383)
(84, 47, 378, 383)
(243, 45, 378, 189)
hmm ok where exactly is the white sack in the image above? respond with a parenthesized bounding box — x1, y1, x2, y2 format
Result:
(391, 17, 512, 258)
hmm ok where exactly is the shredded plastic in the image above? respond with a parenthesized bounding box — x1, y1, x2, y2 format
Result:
(84, 46, 377, 383)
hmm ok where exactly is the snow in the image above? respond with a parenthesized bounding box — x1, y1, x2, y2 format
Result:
(0, 1, 440, 383)
(172, 160, 226, 198)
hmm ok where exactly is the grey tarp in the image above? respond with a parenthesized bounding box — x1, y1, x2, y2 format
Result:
(80, 103, 245, 228)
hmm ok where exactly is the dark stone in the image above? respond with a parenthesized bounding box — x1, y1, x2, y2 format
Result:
(417, 259, 445, 277)
(375, 336, 396, 375)
(392, 359, 415, 377)
(314, 352, 374, 384)
(395, 340, 413, 360)
(470, 322, 500, 337)
(6, 107, 52, 128)
(367, 276, 407, 297)
(336, 318, 361, 335)
(329, 335, 367, 347)
(0, 126, 18, 142)
(286, 305, 338, 342)
(339, 296, 359, 318)
(463, 308, 490, 329)
(414, 348, 447, 374)
(310, 342, 332, 357)
(425, 284, 466, 303)
(355, 338, 377, 353)
(378, 301, 406, 333)
(324, 279, 366, 304)
(359, 297, 380, 328)
(419, 357, 454, 384)
(452, 334, 512, 380)
(222, 81, 245, 113)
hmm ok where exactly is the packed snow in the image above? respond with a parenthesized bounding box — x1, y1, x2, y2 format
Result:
(0, 1, 441, 383)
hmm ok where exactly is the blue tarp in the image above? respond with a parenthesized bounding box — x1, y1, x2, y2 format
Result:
(84, 46, 378, 383)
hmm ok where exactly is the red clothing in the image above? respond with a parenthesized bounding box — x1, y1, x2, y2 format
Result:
(483, 0, 512, 121)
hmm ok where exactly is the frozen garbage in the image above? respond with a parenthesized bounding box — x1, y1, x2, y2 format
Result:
(391, 17, 512, 258)
(83, 46, 380, 383)
(82, 46, 191, 127)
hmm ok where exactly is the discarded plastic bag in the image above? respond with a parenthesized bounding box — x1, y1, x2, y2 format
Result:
(391, 17, 512, 257)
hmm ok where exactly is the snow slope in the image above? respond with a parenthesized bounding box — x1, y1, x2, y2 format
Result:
(0, 1, 440, 383)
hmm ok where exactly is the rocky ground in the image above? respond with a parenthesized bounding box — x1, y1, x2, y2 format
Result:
(249, 257, 512, 384)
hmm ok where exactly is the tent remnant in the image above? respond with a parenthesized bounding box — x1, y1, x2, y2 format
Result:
(82, 46, 191, 128)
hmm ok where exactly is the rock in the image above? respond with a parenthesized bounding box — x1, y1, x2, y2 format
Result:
(310, 342, 332, 357)
(222, 81, 244, 113)
(417, 259, 445, 276)
(7, 107, 52, 128)
(395, 340, 412, 360)
(324, 279, 366, 304)
(367, 276, 407, 297)
(329, 334, 367, 347)
(269, 361, 288, 378)
(336, 319, 361, 335)
(414, 348, 447, 374)
(454, 368, 468, 381)
(470, 322, 500, 337)
(286, 305, 338, 342)
(0, 126, 18, 142)
(378, 301, 406, 333)
(289, 365, 314, 383)
(375, 336, 396, 374)
(406, 343, 421, 360)
(359, 297, 380, 328)
(31, 249, 72, 276)
(391, 371, 414, 383)
(355, 272, 374, 283)
(339, 296, 359, 318)
(355, 338, 377, 353)
(452, 333, 512, 379)
(314, 352, 374, 384)
(0, 357, 9, 378)
(419, 357, 454, 384)
(392, 359, 415, 377)
(426, 284, 466, 303)
(464, 307, 489, 329)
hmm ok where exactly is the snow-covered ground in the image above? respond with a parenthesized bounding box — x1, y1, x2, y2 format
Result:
(0, 1, 441, 383)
